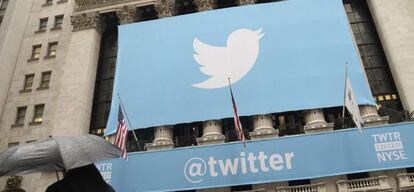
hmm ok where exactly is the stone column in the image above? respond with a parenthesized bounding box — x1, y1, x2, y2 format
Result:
(51, 12, 105, 136)
(116, 6, 141, 25)
(238, 0, 256, 5)
(249, 114, 278, 140)
(303, 109, 333, 134)
(360, 105, 389, 127)
(367, 1, 414, 118)
(145, 126, 174, 151)
(196, 120, 225, 146)
(194, 0, 215, 12)
(154, 0, 175, 18)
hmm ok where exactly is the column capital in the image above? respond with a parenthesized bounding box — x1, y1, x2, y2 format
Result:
(71, 12, 106, 35)
(145, 126, 174, 151)
(238, 0, 256, 5)
(360, 105, 389, 127)
(197, 120, 225, 146)
(303, 109, 333, 134)
(194, 0, 216, 12)
(116, 6, 141, 25)
(249, 114, 278, 140)
(154, 0, 175, 18)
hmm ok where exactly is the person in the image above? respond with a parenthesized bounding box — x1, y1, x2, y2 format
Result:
(46, 164, 115, 192)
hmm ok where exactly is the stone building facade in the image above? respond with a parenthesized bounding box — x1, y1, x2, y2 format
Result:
(0, 0, 413, 191)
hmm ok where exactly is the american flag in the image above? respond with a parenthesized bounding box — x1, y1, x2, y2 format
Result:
(114, 105, 128, 159)
(229, 83, 245, 143)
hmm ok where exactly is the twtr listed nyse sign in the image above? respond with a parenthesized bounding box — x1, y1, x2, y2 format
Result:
(373, 132, 407, 162)
(184, 151, 294, 183)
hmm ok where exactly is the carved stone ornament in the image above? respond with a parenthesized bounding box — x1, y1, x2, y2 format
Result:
(74, 0, 136, 12)
(194, 0, 216, 11)
(154, 0, 176, 18)
(2, 176, 25, 192)
(71, 12, 106, 34)
(116, 6, 141, 24)
(238, 0, 256, 5)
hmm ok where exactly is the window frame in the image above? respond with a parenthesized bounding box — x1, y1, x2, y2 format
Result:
(15, 106, 27, 125)
(33, 104, 45, 123)
(39, 71, 51, 89)
(31, 44, 42, 60)
(46, 42, 58, 57)
(0, 0, 9, 10)
(38, 17, 48, 31)
(53, 15, 63, 29)
(23, 74, 35, 91)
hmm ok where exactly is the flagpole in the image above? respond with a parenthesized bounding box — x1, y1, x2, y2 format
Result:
(117, 94, 142, 151)
(342, 62, 348, 129)
(227, 78, 247, 148)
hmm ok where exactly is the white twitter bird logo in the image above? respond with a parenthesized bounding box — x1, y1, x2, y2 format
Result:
(193, 28, 264, 89)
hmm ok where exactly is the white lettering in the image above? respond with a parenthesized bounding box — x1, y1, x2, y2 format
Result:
(394, 132, 401, 141)
(400, 150, 408, 160)
(379, 134, 388, 142)
(189, 162, 203, 176)
(247, 153, 258, 173)
(285, 152, 294, 169)
(258, 152, 269, 172)
(208, 157, 218, 177)
(269, 154, 284, 171)
(240, 152, 247, 174)
(218, 159, 239, 176)
(188, 151, 295, 182)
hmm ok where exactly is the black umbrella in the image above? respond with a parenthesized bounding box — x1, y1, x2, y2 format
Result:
(46, 164, 115, 192)
(0, 134, 121, 176)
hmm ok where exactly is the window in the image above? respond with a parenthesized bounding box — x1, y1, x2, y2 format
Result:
(39, 71, 51, 89)
(15, 106, 27, 125)
(46, 42, 57, 57)
(31, 45, 41, 60)
(38, 18, 48, 31)
(54, 15, 63, 29)
(23, 74, 34, 91)
(33, 104, 45, 123)
(0, 0, 9, 10)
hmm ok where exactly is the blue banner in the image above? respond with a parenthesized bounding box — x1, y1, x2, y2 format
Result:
(98, 122, 414, 191)
(106, 0, 375, 134)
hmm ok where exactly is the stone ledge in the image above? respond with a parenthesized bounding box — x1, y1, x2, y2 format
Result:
(27, 58, 40, 63)
(43, 55, 56, 60)
(50, 26, 62, 31)
(364, 116, 389, 127)
(304, 122, 334, 134)
(29, 121, 43, 126)
(11, 124, 24, 128)
(145, 140, 174, 151)
(19, 89, 32, 94)
(36, 86, 49, 91)
(196, 134, 225, 146)
(249, 128, 279, 140)
(34, 29, 46, 34)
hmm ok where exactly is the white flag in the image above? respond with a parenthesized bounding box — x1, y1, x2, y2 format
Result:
(345, 78, 364, 130)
